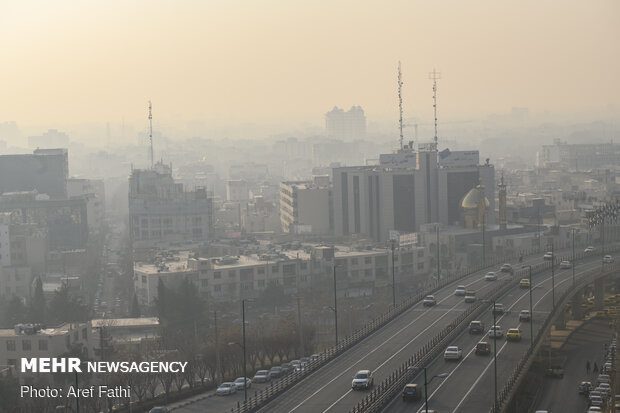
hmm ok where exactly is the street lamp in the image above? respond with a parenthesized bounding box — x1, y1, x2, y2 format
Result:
(232, 299, 253, 402)
(549, 242, 555, 308)
(332, 264, 339, 346)
(390, 239, 396, 308)
(571, 228, 576, 286)
(436, 224, 441, 280)
(423, 367, 448, 413)
(522, 265, 534, 348)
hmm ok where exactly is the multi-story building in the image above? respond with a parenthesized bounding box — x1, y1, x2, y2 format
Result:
(325, 106, 367, 141)
(67, 178, 105, 233)
(0, 323, 89, 378)
(279, 176, 332, 235)
(333, 148, 495, 242)
(0, 148, 69, 199)
(540, 139, 620, 170)
(226, 180, 249, 202)
(134, 245, 430, 304)
(89, 318, 159, 359)
(129, 162, 213, 251)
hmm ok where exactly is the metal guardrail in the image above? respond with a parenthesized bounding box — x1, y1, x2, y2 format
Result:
(230, 248, 551, 413)
(492, 254, 620, 413)
(347, 246, 620, 413)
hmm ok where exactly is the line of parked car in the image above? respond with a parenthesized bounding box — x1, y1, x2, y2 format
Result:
(578, 337, 616, 412)
(215, 355, 320, 396)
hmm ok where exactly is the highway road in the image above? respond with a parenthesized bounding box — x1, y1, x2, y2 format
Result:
(171, 249, 595, 413)
(382, 257, 608, 413)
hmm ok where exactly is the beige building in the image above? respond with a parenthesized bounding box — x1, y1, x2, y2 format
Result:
(280, 176, 332, 235)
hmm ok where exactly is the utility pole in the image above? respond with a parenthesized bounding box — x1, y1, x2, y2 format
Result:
(436, 224, 440, 280)
(333, 265, 339, 346)
(241, 300, 248, 402)
(572, 229, 576, 286)
(214, 311, 221, 383)
(482, 211, 486, 267)
(551, 242, 555, 308)
(297, 295, 304, 357)
(493, 300, 498, 413)
(390, 239, 396, 307)
(523, 265, 534, 348)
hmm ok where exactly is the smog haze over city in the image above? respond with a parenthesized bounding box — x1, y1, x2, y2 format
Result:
(1, 1, 620, 413)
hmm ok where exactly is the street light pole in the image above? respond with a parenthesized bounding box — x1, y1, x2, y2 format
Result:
(493, 300, 498, 413)
(551, 242, 555, 308)
(333, 264, 339, 346)
(436, 224, 440, 280)
(423, 366, 448, 413)
(390, 239, 396, 308)
(523, 265, 534, 348)
(241, 300, 248, 402)
(572, 228, 576, 286)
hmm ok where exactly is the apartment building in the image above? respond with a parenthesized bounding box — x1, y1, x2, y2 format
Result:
(279, 176, 332, 235)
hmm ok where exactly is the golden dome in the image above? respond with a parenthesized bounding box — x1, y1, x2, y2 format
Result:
(461, 185, 490, 209)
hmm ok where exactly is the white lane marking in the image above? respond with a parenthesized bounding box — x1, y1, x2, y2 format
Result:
(443, 263, 595, 413)
(288, 271, 507, 412)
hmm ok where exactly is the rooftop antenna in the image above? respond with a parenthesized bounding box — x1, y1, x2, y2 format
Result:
(397, 61, 404, 150)
(429, 68, 441, 151)
(148, 100, 154, 169)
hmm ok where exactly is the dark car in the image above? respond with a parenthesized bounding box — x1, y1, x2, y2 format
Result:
(578, 381, 592, 395)
(469, 320, 485, 334)
(402, 383, 422, 401)
(269, 366, 284, 379)
(500, 263, 513, 274)
(280, 363, 293, 374)
(545, 366, 564, 378)
(475, 341, 491, 356)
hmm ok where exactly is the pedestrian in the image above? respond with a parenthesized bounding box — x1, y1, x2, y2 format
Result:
(586, 360, 591, 374)
(593, 362, 599, 374)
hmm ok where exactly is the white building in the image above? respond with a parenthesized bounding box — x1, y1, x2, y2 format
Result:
(325, 106, 367, 141)
(279, 176, 332, 235)
(133, 252, 198, 306)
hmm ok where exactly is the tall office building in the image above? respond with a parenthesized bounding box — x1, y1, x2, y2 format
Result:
(0, 148, 68, 199)
(325, 106, 367, 140)
(129, 162, 213, 250)
(333, 148, 495, 242)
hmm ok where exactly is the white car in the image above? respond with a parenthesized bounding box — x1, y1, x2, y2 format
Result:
(519, 310, 531, 322)
(484, 272, 498, 281)
(543, 252, 554, 260)
(559, 260, 571, 269)
(252, 370, 271, 383)
(585, 246, 595, 253)
(604, 255, 614, 263)
(444, 346, 463, 360)
(597, 374, 610, 384)
(233, 377, 251, 390)
(423, 295, 437, 306)
(488, 325, 504, 338)
(454, 285, 466, 296)
(351, 370, 373, 390)
(216, 382, 237, 396)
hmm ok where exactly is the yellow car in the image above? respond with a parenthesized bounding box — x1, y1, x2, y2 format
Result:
(519, 278, 530, 289)
(506, 328, 522, 341)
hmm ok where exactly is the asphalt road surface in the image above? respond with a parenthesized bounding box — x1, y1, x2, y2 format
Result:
(383, 258, 606, 413)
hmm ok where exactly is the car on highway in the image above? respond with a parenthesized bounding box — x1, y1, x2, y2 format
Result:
(148, 408, 169, 413)
(543, 251, 554, 260)
(351, 370, 374, 390)
(604, 255, 614, 263)
(587, 407, 602, 413)
(488, 325, 504, 338)
(492, 303, 505, 315)
(578, 381, 593, 395)
(506, 328, 522, 341)
(423, 295, 437, 306)
(464, 291, 476, 303)
(585, 246, 595, 253)
(454, 285, 466, 296)
(444, 345, 463, 360)
(269, 366, 284, 379)
(280, 363, 293, 374)
(559, 260, 572, 269)
(234, 377, 252, 390)
(545, 365, 564, 378)
(500, 263, 513, 274)
(597, 383, 611, 397)
(253, 370, 271, 383)
(216, 382, 237, 396)
(589, 395, 604, 408)
(597, 374, 610, 385)
(485, 272, 498, 281)
(469, 320, 485, 334)
(475, 341, 491, 356)
(402, 383, 422, 401)
(519, 309, 531, 322)
(519, 278, 531, 289)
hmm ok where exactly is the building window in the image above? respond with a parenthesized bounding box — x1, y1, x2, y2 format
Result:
(364, 257, 372, 265)
(364, 269, 373, 277)
(142, 275, 146, 283)
(6, 340, 15, 351)
(418, 250, 424, 257)
(351, 270, 360, 278)
(38, 340, 48, 351)
(351, 258, 358, 265)
(201, 279, 208, 288)
(300, 262, 307, 270)
(272, 265, 278, 273)
(214, 271, 221, 279)
(228, 270, 237, 278)
(257, 280, 265, 288)
(418, 263, 424, 270)
(82, 328, 87, 340)
(214, 285, 222, 292)
(22, 340, 31, 351)
(257, 267, 265, 275)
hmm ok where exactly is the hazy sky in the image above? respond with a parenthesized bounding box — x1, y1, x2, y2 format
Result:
(1, 0, 619, 129)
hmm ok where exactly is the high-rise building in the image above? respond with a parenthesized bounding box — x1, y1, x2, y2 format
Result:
(129, 162, 213, 251)
(0, 149, 68, 199)
(540, 139, 620, 170)
(325, 106, 367, 140)
(279, 176, 332, 235)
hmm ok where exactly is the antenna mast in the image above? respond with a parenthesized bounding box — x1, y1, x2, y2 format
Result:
(148, 100, 154, 169)
(397, 61, 404, 150)
(429, 68, 441, 151)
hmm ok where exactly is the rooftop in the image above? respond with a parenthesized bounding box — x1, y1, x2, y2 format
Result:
(91, 317, 159, 328)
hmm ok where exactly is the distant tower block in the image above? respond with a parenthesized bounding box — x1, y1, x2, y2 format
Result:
(498, 173, 507, 230)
